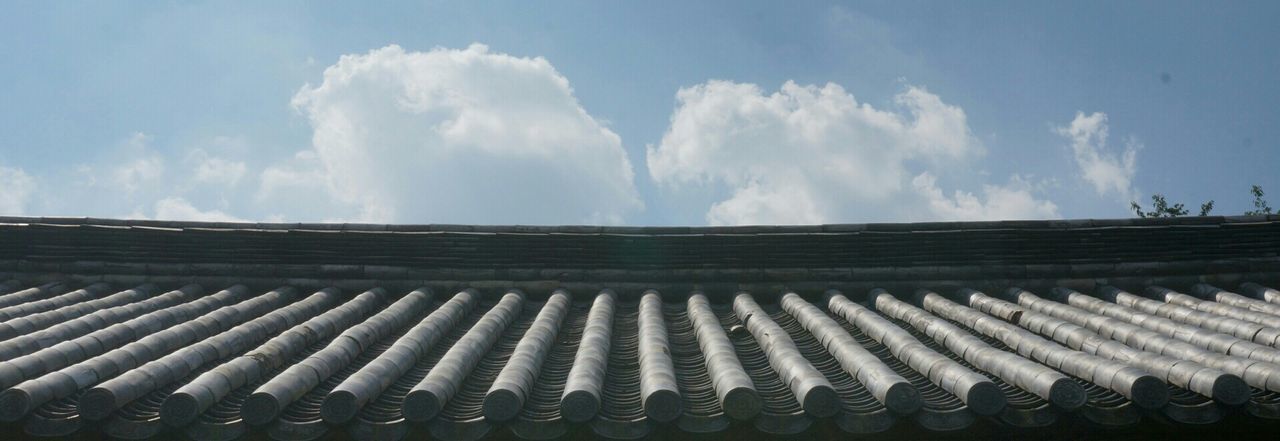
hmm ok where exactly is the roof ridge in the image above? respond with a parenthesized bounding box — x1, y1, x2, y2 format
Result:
(1, 215, 1278, 235)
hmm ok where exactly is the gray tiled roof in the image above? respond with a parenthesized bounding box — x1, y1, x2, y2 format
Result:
(0, 216, 1278, 440)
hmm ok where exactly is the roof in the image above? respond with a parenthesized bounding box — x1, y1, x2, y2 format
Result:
(0, 216, 1278, 440)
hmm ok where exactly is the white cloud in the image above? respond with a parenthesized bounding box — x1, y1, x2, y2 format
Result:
(11, 44, 1083, 226)
(0, 165, 35, 215)
(256, 151, 339, 221)
(50, 132, 259, 220)
(1055, 112, 1139, 200)
(188, 149, 247, 186)
(707, 179, 825, 226)
(81, 132, 165, 195)
(913, 172, 1060, 220)
(149, 197, 248, 222)
(259, 151, 324, 196)
(112, 156, 164, 193)
(262, 43, 642, 223)
(646, 80, 1055, 225)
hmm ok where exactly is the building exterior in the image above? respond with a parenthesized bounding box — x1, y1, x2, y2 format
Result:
(0, 215, 1278, 440)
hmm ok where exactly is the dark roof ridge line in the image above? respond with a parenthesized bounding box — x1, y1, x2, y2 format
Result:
(2, 215, 1278, 236)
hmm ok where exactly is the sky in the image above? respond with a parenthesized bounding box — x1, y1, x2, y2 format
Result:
(0, 1, 1277, 225)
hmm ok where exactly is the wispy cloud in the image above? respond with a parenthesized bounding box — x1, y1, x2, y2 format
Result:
(0, 165, 35, 215)
(913, 172, 1060, 220)
(1056, 111, 1139, 201)
(188, 150, 247, 187)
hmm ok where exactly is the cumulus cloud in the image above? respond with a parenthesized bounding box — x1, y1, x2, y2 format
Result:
(258, 152, 323, 195)
(188, 149, 247, 186)
(112, 156, 165, 193)
(646, 80, 1056, 224)
(147, 197, 248, 222)
(10, 44, 1080, 226)
(62, 132, 166, 215)
(45, 132, 259, 220)
(0, 165, 35, 215)
(262, 43, 642, 223)
(1055, 112, 1139, 200)
(109, 133, 166, 194)
(913, 172, 1060, 220)
(706, 179, 825, 226)
(255, 151, 337, 221)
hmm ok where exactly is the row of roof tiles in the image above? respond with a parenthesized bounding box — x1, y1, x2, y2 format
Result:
(0, 280, 1279, 440)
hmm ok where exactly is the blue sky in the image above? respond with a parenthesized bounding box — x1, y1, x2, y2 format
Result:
(1, 1, 1276, 225)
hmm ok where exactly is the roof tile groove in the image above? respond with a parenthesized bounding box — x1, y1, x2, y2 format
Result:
(404, 290, 524, 422)
(877, 291, 1085, 410)
(322, 289, 478, 424)
(559, 290, 613, 423)
(684, 293, 759, 421)
(483, 290, 569, 423)
(734, 292, 839, 418)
